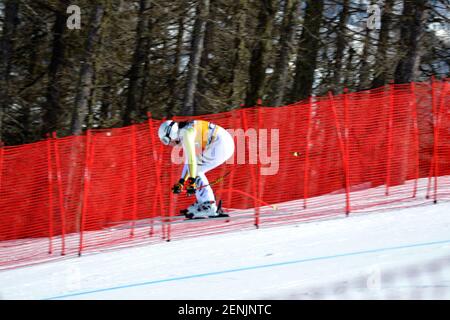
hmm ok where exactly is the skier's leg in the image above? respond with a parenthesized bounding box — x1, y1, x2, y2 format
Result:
(195, 172, 215, 203)
(186, 129, 234, 218)
(198, 127, 235, 174)
(199, 129, 234, 199)
(183, 172, 215, 216)
(190, 173, 219, 217)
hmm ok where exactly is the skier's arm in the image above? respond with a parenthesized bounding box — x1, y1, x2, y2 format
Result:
(181, 127, 197, 179)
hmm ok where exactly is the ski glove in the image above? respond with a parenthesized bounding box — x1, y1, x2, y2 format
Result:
(172, 179, 185, 194)
(186, 177, 198, 196)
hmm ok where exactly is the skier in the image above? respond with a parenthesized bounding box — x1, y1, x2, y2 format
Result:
(158, 119, 235, 218)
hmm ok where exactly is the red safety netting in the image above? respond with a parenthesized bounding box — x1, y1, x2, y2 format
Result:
(0, 79, 449, 269)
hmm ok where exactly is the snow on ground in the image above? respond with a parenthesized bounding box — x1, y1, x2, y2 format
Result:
(0, 200, 449, 300)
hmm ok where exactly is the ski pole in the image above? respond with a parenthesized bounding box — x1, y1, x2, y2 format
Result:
(195, 169, 234, 190)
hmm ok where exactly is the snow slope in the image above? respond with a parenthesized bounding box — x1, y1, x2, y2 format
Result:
(1, 200, 449, 300)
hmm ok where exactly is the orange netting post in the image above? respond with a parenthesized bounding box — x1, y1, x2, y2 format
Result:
(46, 135, 54, 254)
(256, 105, 262, 227)
(130, 125, 138, 238)
(159, 120, 167, 240)
(303, 96, 313, 209)
(328, 91, 351, 215)
(385, 83, 395, 196)
(410, 82, 420, 198)
(0, 141, 3, 244)
(148, 114, 167, 239)
(426, 77, 436, 200)
(167, 155, 174, 242)
(147, 113, 156, 236)
(343, 89, 351, 215)
(433, 81, 449, 203)
(226, 110, 240, 211)
(0, 142, 3, 187)
(79, 131, 94, 256)
(426, 77, 439, 201)
(52, 132, 66, 255)
(241, 108, 259, 228)
(432, 77, 439, 203)
(0, 142, 3, 200)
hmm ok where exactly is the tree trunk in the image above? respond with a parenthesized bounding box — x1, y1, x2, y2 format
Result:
(270, 0, 301, 106)
(182, 0, 210, 116)
(244, 0, 276, 107)
(332, 0, 350, 93)
(71, 4, 104, 135)
(394, 0, 428, 84)
(196, 0, 218, 114)
(0, 0, 20, 142)
(100, 70, 113, 125)
(228, 0, 250, 108)
(344, 47, 356, 88)
(358, 25, 373, 91)
(138, 35, 152, 115)
(167, 16, 185, 117)
(371, 0, 395, 89)
(0, 0, 19, 84)
(290, 0, 324, 101)
(123, 0, 152, 125)
(43, 1, 68, 136)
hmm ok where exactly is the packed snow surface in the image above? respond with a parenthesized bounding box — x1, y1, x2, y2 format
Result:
(1, 201, 450, 300)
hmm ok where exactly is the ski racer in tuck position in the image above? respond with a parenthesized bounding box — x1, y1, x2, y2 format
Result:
(158, 120, 235, 219)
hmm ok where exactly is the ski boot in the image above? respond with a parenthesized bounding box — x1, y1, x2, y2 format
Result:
(184, 200, 229, 219)
(179, 201, 199, 216)
(185, 201, 218, 219)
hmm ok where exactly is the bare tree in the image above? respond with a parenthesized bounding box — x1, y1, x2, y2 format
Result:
(371, 0, 395, 89)
(270, 0, 301, 106)
(71, 3, 104, 135)
(43, 1, 69, 136)
(394, 0, 429, 83)
(196, 0, 218, 114)
(123, 0, 152, 125)
(244, 0, 276, 107)
(228, 0, 250, 108)
(358, 24, 374, 90)
(0, 0, 20, 142)
(290, 0, 324, 101)
(332, 0, 350, 93)
(182, 0, 210, 116)
(166, 15, 186, 117)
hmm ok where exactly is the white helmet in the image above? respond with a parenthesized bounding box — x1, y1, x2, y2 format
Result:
(158, 120, 179, 145)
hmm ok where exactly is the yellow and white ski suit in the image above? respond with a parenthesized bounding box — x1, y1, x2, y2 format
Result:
(178, 120, 235, 203)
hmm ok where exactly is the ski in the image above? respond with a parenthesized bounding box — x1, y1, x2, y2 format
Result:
(107, 200, 231, 231)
